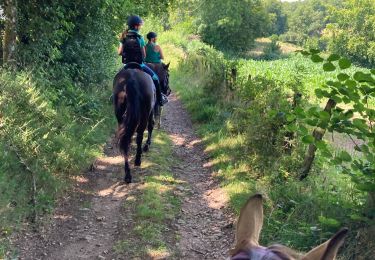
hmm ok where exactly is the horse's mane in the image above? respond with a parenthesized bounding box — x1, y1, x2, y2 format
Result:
(266, 245, 301, 260)
(232, 244, 301, 260)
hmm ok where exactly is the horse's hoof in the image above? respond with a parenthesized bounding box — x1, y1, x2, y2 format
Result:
(134, 158, 141, 166)
(124, 176, 132, 184)
(143, 144, 149, 152)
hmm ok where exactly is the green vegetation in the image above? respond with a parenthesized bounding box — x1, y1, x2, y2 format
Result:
(196, 0, 269, 52)
(113, 131, 181, 259)
(1, 0, 374, 259)
(163, 20, 373, 257)
(0, 0, 171, 255)
(280, 0, 375, 67)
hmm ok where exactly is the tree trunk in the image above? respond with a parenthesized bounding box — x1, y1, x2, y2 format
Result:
(2, 0, 17, 66)
(300, 98, 336, 180)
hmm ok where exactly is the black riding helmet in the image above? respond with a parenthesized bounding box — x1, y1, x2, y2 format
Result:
(127, 15, 143, 29)
(146, 32, 157, 41)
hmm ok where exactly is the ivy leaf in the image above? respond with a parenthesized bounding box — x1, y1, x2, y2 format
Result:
(321, 149, 333, 158)
(311, 54, 324, 63)
(354, 72, 374, 82)
(302, 135, 315, 144)
(295, 107, 306, 118)
(309, 48, 320, 54)
(352, 118, 368, 131)
(360, 144, 369, 153)
(331, 95, 342, 103)
(327, 54, 340, 62)
(342, 97, 351, 104)
(337, 73, 349, 82)
(315, 89, 324, 98)
(323, 62, 336, 72)
(316, 140, 327, 150)
(338, 58, 351, 69)
(299, 125, 308, 135)
(356, 183, 375, 192)
(345, 79, 356, 88)
(340, 151, 352, 162)
(319, 111, 331, 122)
(286, 114, 296, 122)
(286, 124, 298, 132)
(299, 50, 310, 56)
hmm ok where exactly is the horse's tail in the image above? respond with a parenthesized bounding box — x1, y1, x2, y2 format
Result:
(118, 77, 141, 154)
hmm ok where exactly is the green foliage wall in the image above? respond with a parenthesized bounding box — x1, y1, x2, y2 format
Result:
(324, 0, 375, 67)
(196, 0, 268, 52)
(0, 0, 172, 243)
(280, 0, 375, 67)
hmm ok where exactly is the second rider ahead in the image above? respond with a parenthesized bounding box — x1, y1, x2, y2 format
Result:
(118, 15, 167, 106)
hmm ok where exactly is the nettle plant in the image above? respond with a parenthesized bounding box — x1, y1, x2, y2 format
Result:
(287, 49, 375, 212)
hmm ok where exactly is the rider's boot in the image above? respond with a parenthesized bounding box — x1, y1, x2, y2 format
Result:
(154, 80, 167, 106)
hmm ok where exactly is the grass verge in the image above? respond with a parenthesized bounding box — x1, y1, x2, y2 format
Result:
(113, 131, 182, 259)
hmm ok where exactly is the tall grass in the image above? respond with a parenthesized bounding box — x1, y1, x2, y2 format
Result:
(0, 68, 115, 256)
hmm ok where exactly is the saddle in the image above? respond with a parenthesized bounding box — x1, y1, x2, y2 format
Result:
(124, 62, 143, 71)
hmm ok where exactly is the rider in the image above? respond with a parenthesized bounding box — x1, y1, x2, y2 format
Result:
(145, 32, 164, 64)
(118, 15, 166, 106)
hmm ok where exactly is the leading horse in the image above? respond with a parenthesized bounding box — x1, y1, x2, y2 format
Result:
(113, 64, 155, 183)
(146, 62, 170, 128)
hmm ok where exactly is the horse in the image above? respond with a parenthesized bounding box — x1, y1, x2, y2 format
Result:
(113, 63, 156, 183)
(230, 194, 348, 260)
(146, 62, 171, 128)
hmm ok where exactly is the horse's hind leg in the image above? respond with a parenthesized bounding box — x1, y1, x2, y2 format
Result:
(119, 130, 132, 183)
(154, 105, 162, 129)
(134, 129, 144, 166)
(124, 154, 131, 183)
(143, 113, 155, 152)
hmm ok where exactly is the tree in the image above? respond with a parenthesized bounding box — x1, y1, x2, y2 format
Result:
(2, 0, 17, 65)
(197, 0, 268, 52)
(324, 0, 375, 67)
(263, 0, 287, 35)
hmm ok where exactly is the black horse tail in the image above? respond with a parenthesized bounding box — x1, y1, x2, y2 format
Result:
(118, 77, 141, 154)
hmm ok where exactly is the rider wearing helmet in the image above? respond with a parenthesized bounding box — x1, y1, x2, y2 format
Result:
(118, 15, 167, 106)
(145, 32, 164, 64)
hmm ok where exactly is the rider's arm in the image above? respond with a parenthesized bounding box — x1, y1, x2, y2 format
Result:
(141, 46, 146, 61)
(117, 42, 123, 55)
(157, 45, 164, 60)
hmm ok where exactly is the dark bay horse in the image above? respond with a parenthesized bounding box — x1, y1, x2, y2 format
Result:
(146, 62, 171, 128)
(113, 65, 155, 183)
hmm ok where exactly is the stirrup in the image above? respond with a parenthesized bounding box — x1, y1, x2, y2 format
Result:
(161, 94, 168, 105)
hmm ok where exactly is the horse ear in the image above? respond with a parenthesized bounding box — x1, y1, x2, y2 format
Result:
(164, 62, 170, 70)
(230, 194, 264, 256)
(303, 228, 348, 260)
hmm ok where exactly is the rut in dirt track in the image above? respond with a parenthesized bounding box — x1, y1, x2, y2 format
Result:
(13, 93, 234, 260)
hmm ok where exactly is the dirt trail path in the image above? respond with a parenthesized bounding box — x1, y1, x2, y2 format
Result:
(13, 143, 132, 260)
(13, 93, 234, 259)
(163, 94, 234, 259)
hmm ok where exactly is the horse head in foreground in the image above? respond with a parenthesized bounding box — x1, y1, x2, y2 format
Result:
(231, 194, 348, 260)
(113, 63, 156, 183)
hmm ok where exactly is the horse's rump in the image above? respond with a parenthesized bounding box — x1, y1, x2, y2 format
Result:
(113, 67, 156, 183)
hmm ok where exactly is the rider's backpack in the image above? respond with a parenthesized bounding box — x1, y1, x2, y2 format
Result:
(121, 32, 143, 64)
